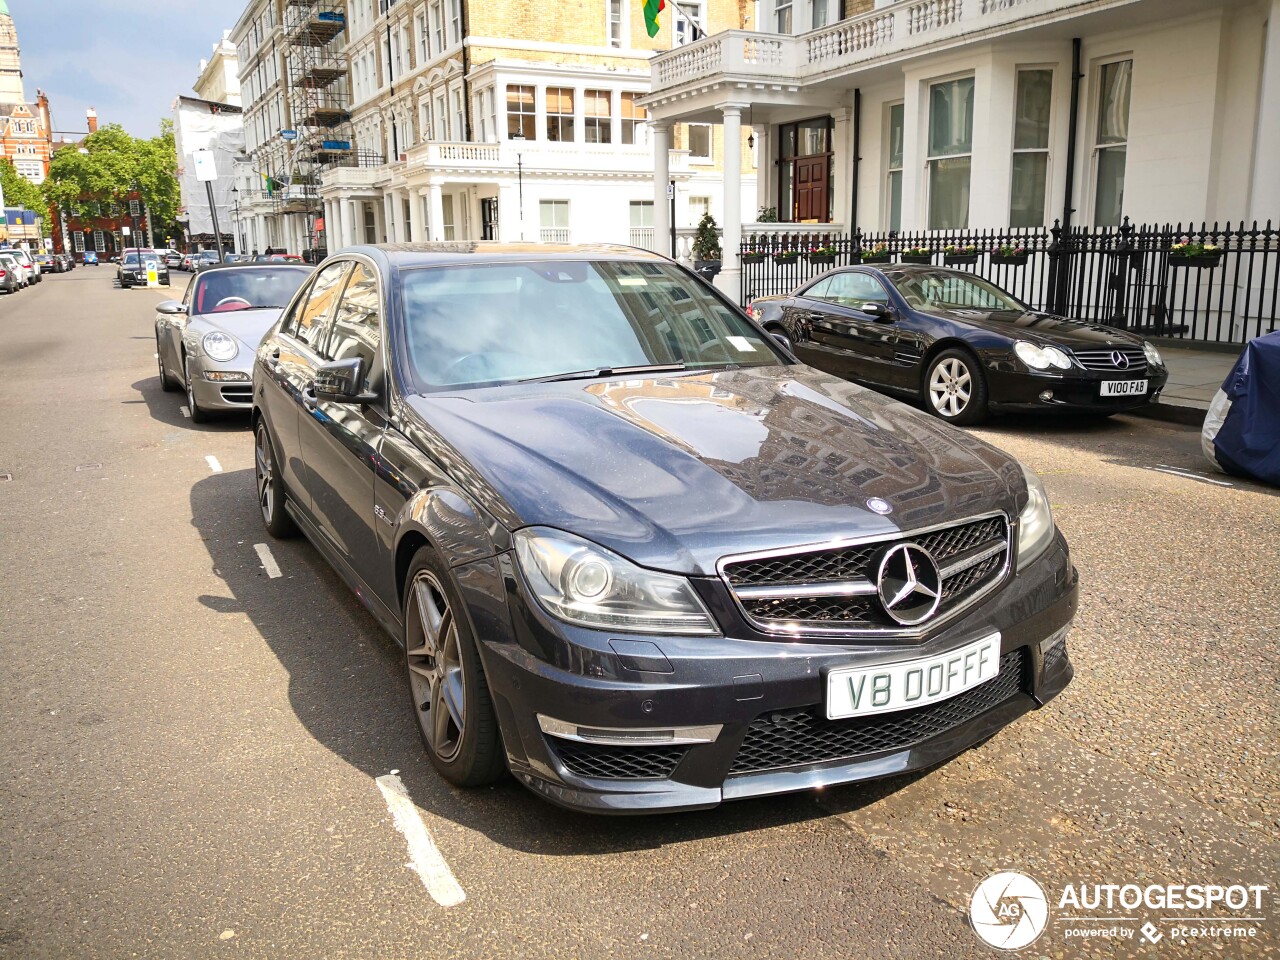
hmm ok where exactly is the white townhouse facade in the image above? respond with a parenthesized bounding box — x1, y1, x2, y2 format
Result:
(643, 0, 1280, 300)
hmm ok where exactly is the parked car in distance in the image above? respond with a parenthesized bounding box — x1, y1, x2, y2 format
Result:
(164, 251, 185, 269)
(8, 247, 41, 284)
(750, 264, 1170, 424)
(34, 253, 61, 274)
(0, 252, 24, 292)
(82, 250, 99, 266)
(194, 250, 225, 272)
(155, 262, 313, 422)
(117, 250, 170, 288)
(251, 244, 1078, 814)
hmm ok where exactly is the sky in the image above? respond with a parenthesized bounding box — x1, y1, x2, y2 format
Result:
(10, 0, 239, 140)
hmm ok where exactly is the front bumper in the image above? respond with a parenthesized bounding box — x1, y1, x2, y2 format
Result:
(987, 363, 1170, 412)
(188, 361, 254, 411)
(459, 532, 1078, 814)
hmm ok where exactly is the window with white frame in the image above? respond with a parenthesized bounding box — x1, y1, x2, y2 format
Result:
(812, 0, 829, 29)
(774, 0, 792, 34)
(441, 194, 455, 240)
(430, 1, 444, 56)
(448, 0, 461, 46)
(507, 84, 535, 140)
(675, 1, 704, 45)
(629, 200, 654, 247)
(539, 200, 569, 242)
(688, 195, 710, 226)
(73, 232, 84, 252)
(419, 100, 431, 141)
(451, 88, 464, 142)
(546, 88, 575, 142)
(1093, 58, 1131, 227)
(886, 102, 904, 231)
(435, 93, 448, 140)
(927, 76, 974, 229)
(93, 230, 105, 252)
(608, 0, 625, 48)
(686, 123, 711, 161)
(416, 10, 428, 61)
(1010, 68, 1052, 228)
(621, 92, 646, 145)
(584, 90, 611, 144)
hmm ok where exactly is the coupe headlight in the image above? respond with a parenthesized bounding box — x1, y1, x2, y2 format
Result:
(513, 527, 719, 636)
(1016, 466, 1056, 568)
(1014, 340, 1072, 371)
(201, 331, 239, 362)
(1142, 340, 1163, 368)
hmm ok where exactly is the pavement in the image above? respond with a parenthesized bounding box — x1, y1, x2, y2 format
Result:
(0, 270, 1277, 960)
(1137, 343, 1238, 426)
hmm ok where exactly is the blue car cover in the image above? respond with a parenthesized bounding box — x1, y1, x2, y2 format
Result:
(1201, 330, 1280, 487)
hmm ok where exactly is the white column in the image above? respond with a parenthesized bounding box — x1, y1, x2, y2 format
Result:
(323, 201, 334, 252)
(428, 184, 445, 241)
(373, 194, 387, 242)
(652, 122, 671, 258)
(831, 106, 852, 231)
(755, 124, 772, 217)
(1251, 0, 1280, 221)
(715, 105, 743, 304)
(382, 192, 396, 243)
(333, 201, 346, 252)
(347, 199, 361, 246)
(410, 188, 426, 241)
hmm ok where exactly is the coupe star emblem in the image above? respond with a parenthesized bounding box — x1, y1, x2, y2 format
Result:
(876, 543, 943, 626)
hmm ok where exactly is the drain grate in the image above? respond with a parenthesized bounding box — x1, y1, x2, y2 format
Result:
(75, 463, 101, 472)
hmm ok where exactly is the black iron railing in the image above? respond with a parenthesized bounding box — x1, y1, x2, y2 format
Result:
(739, 219, 1280, 346)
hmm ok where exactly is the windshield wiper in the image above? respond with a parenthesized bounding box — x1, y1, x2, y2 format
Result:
(514, 362, 687, 384)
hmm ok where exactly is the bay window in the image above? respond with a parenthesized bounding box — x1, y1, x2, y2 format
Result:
(927, 76, 974, 229)
(1093, 58, 1131, 226)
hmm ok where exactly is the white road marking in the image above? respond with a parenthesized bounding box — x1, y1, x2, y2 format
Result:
(1151, 465, 1233, 487)
(253, 543, 282, 579)
(180, 406, 191, 418)
(205, 455, 222, 473)
(374, 773, 466, 907)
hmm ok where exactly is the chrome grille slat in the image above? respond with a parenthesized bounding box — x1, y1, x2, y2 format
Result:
(720, 514, 1010, 637)
(1071, 347, 1147, 373)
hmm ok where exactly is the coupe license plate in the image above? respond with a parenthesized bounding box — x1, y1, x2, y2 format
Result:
(825, 634, 1001, 720)
(1099, 379, 1148, 397)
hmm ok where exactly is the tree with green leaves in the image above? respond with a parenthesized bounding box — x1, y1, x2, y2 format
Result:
(42, 121, 180, 242)
(0, 158, 46, 233)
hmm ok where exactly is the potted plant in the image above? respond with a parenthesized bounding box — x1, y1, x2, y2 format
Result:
(900, 245, 933, 264)
(1169, 237, 1223, 268)
(990, 243, 1029, 266)
(773, 249, 800, 264)
(806, 243, 839, 265)
(691, 212, 722, 278)
(756, 206, 779, 223)
(740, 248, 768, 263)
(944, 243, 979, 265)
(859, 242, 891, 264)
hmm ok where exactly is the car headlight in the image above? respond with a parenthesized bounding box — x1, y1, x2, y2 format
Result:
(1142, 340, 1163, 368)
(201, 331, 239, 362)
(1016, 466, 1056, 568)
(513, 527, 720, 636)
(1014, 340, 1072, 371)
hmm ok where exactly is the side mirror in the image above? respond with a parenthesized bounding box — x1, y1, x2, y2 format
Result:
(314, 357, 378, 405)
(156, 300, 187, 315)
(860, 302, 895, 322)
(771, 332, 794, 353)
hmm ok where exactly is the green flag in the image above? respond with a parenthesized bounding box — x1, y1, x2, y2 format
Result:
(643, 0, 665, 37)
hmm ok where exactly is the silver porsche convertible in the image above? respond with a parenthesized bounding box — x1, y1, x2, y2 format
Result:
(155, 263, 313, 422)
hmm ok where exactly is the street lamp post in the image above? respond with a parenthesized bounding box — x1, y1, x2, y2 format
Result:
(511, 132, 525, 242)
(231, 186, 243, 255)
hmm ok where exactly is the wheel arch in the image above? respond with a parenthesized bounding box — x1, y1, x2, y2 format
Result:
(392, 487, 501, 613)
(920, 338, 986, 388)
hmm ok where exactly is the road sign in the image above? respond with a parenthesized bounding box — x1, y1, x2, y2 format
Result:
(667, 182, 675, 200)
(122, 225, 131, 237)
(129, 199, 141, 217)
(146, 260, 160, 288)
(192, 149, 218, 182)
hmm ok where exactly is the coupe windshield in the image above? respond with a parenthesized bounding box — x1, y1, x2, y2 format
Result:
(401, 260, 780, 389)
(192, 266, 312, 314)
(887, 269, 1025, 312)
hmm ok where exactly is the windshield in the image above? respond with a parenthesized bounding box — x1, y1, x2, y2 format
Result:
(192, 266, 312, 313)
(886, 269, 1025, 312)
(401, 260, 780, 390)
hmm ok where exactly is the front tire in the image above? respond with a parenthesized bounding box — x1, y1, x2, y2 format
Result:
(254, 420, 297, 538)
(925, 348, 989, 425)
(404, 548, 505, 788)
(184, 355, 210, 423)
(156, 335, 178, 391)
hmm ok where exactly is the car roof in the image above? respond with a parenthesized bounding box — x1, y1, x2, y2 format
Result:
(193, 261, 313, 274)
(329, 242, 670, 269)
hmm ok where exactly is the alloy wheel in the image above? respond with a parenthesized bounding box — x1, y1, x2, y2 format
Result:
(406, 571, 467, 763)
(929, 357, 972, 418)
(254, 425, 274, 526)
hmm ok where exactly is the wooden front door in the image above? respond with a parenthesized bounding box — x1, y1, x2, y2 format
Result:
(793, 156, 830, 222)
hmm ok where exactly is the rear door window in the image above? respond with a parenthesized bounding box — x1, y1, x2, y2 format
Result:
(285, 261, 351, 353)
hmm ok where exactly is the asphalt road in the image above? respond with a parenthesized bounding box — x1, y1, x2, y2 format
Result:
(1, 268, 1276, 959)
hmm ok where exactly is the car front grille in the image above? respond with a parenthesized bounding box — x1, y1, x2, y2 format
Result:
(219, 385, 253, 404)
(720, 515, 1009, 636)
(1071, 347, 1147, 374)
(728, 647, 1028, 775)
(553, 740, 688, 781)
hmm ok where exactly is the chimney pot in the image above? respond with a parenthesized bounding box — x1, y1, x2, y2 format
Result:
(86, 107, 97, 133)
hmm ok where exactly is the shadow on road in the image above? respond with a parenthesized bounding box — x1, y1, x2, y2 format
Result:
(188, 468, 923, 854)
(130, 376, 249, 433)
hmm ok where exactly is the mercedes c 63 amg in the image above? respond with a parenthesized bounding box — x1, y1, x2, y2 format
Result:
(250, 244, 1077, 814)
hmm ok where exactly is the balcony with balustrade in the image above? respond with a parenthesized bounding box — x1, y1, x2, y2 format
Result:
(401, 140, 692, 180)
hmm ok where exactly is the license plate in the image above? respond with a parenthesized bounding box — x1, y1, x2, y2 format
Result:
(1100, 379, 1148, 397)
(825, 634, 1001, 720)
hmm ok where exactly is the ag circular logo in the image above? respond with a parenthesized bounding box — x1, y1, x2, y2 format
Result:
(970, 871, 1050, 950)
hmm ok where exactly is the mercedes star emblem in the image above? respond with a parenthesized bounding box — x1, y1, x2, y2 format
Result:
(876, 543, 943, 626)
(866, 497, 893, 515)
(1111, 350, 1130, 369)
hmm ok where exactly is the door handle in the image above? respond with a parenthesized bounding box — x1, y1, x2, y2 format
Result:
(302, 384, 317, 410)
(265, 347, 281, 371)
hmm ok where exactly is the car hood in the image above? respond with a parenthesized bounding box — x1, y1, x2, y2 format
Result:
(927, 308, 1144, 348)
(404, 365, 1025, 575)
(192, 308, 283, 354)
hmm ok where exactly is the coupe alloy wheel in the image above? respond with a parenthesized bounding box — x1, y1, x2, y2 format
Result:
(255, 426, 275, 526)
(407, 571, 467, 763)
(929, 357, 972, 418)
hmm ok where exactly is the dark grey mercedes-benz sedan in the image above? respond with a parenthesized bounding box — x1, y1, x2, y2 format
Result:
(251, 244, 1077, 814)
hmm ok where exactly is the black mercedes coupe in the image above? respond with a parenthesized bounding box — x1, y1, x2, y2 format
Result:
(251, 244, 1077, 814)
(749, 265, 1169, 424)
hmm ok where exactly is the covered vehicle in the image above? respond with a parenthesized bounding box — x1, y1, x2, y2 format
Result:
(154, 262, 313, 422)
(1202, 331, 1280, 487)
(751, 265, 1169, 424)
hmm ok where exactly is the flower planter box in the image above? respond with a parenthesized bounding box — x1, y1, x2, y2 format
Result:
(990, 254, 1029, 266)
(806, 254, 837, 265)
(859, 253, 891, 264)
(900, 253, 933, 264)
(773, 254, 800, 265)
(1170, 252, 1222, 269)
(740, 252, 767, 264)
(943, 253, 980, 265)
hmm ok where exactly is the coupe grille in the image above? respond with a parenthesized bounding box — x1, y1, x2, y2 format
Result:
(728, 648, 1028, 775)
(1071, 347, 1147, 373)
(553, 741, 687, 781)
(721, 515, 1009, 635)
